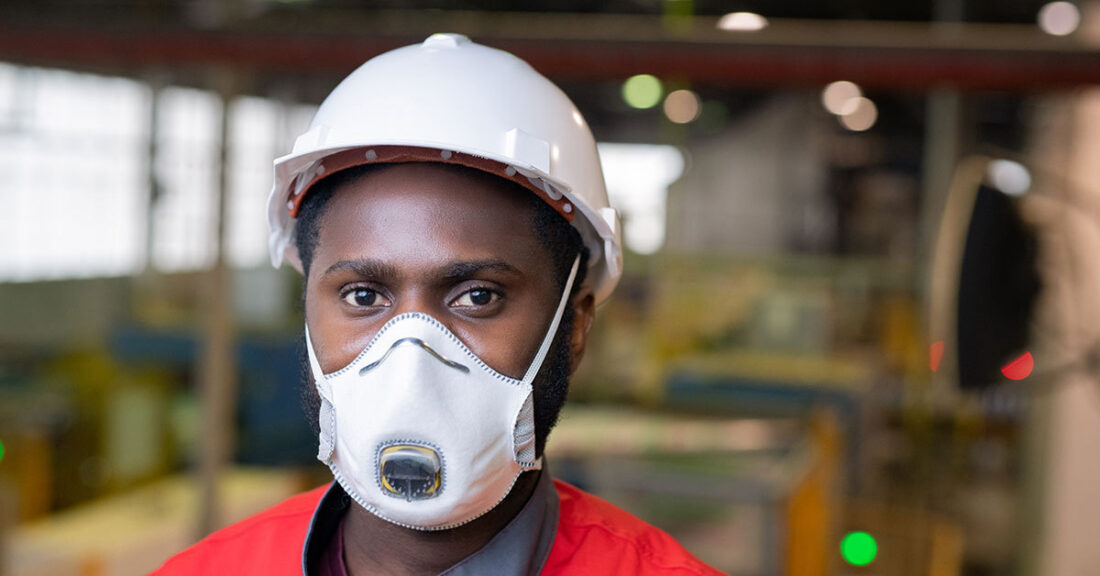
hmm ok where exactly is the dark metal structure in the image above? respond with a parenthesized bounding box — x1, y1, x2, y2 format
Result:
(1, 3, 1099, 95)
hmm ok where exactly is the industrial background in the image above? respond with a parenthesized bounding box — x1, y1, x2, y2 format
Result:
(3, 1, 1100, 575)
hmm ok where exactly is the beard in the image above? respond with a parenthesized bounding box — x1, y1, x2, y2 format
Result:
(297, 304, 575, 459)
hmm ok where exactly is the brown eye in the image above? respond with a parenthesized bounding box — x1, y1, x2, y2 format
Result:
(451, 288, 500, 307)
(342, 288, 389, 308)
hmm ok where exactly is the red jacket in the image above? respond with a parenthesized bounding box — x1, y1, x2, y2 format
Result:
(155, 479, 724, 575)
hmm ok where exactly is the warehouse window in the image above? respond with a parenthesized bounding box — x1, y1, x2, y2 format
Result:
(598, 143, 684, 255)
(0, 62, 315, 282)
(0, 64, 148, 281)
(152, 86, 220, 272)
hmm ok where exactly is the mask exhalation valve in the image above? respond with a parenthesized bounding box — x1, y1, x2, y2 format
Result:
(379, 445, 442, 501)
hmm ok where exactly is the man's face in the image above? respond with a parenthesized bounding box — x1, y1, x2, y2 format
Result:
(304, 162, 566, 382)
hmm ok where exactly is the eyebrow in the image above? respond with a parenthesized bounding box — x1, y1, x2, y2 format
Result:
(321, 258, 400, 281)
(441, 259, 521, 279)
(320, 258, 520, 282)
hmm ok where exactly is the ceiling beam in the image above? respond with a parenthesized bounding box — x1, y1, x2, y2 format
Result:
(0, 11, 1097, 92)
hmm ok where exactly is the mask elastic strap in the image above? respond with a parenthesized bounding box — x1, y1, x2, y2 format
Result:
(521, 254, 581, 386)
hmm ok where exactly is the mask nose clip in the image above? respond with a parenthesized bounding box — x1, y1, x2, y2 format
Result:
(379, 445, 443, 501)
(359, 337, 469, 376)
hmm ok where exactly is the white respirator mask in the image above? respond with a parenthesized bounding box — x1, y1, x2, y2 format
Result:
(304, 256, 579, 530)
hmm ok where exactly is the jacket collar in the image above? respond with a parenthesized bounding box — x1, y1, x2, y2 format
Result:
(302, 469, 559, 576)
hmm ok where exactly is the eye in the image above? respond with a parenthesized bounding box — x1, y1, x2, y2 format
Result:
(341, 287, 391, 308)
(451, 288, 501, 308)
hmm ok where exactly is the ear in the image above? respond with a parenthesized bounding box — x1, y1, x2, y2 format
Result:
(568, 285, 596, 375)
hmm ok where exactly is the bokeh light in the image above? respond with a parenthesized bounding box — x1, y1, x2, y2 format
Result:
(821, 81, 863, 115)
(1002, 352, 1034, 381)
(0, 438, 5, 463)
(839, 97, 878, 131)
(664, 89, 701, 124)
(987, 159, 1032, 196)
(1038, 2, 1081, 36)
(930, 341, 945, 372)
(622, 74, 663, 109)
(717, 12, 769, 32)
(841, 531, 878, 566)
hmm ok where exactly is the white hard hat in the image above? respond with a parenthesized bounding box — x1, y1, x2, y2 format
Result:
(267, 33, 623, 304)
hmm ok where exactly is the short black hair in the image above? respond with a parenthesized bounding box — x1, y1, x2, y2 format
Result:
(294, 162, 589, 456)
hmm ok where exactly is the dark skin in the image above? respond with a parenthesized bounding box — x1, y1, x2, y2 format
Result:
(304, 163, 595, 576)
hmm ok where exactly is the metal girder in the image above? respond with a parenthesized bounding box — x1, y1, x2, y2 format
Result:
(0, 10, 1098, 92)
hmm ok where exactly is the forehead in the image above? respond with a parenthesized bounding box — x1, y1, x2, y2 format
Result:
(314, 163, 546, 267)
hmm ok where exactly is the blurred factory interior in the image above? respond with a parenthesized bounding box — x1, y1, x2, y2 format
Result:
(3, 0, 1100, 574)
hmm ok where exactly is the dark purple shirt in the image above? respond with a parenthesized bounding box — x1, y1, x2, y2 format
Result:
(317, 516, 347, 576)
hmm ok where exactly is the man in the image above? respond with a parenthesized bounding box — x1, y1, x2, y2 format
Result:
(157, 34, 722, 575)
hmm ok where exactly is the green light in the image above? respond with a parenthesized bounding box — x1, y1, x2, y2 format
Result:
(622, 74, 663, 109)
(0, 439, 5, 463)
(841, 531, 877, 566)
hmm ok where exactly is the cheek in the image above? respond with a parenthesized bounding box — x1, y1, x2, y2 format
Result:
(305, 286, 376, 374)
(454, 315, 549, 381)
(333, 330, 377, 369)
